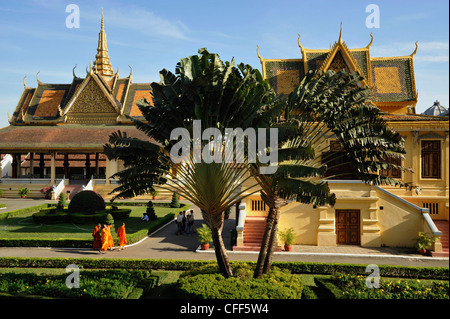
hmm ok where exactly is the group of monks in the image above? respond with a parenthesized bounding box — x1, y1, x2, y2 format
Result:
(92, 223, 127, 253)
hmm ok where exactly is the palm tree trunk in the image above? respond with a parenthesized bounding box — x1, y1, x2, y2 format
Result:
(254, 207, 275, 279)
(211, 227, 233, 278)
(202, 210, 233, 278)
(263, 208, 279, 274)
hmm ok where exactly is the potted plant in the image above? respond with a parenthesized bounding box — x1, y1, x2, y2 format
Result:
(279, 227, 295, 252)
(150, 189, 159, 200)
(197, 224, 212, 250)
(414, 232, 435, 255)
(19, 187, 29, 199)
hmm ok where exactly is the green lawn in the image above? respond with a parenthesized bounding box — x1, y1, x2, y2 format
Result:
(0, 203, 188, 242)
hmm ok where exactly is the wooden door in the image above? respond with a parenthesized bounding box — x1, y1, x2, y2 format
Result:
(336, 210, 360, 245)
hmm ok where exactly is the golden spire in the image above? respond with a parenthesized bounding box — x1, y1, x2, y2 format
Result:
(93, 9, 114, 76)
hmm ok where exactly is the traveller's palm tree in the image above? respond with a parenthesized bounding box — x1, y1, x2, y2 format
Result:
(105, 49, 281, 277)
(252, 70, 407, 278)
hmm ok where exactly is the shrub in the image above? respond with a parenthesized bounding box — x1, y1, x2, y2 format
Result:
(177, 264, 303, 299)
(32, 209, 69, 224)
(0, 269, 157, 299)
(68, 191, 105, 214)
(146, 201, 157, 220)
(56, 193, 66, 210)
(103, 213, 114, 226)
(329, 273, 449, 299)
(109, 208, 131, 220)
(169, 192, 180, 208)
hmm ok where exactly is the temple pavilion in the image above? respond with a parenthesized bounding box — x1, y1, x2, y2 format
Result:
(0, 13, 159, 200)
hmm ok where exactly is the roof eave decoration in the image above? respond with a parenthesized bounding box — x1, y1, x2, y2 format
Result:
(316, 24, 369, 87)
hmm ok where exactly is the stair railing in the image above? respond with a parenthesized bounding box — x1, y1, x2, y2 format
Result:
(236, 202, 246, 246)
(51, 177, 66, 200)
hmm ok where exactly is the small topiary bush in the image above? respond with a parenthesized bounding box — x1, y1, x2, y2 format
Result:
(68, 190, 105, 214)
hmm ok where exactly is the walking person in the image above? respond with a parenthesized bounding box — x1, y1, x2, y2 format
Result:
(185, 212, 192, 234)
(176, 211, 184, 235)
(92, 223, 102, 250)
(117, 222, 127, 250)
(189, 210, 196, 233)
(100, 225, 109, 253)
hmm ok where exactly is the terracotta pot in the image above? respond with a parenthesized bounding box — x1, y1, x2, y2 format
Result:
(201, 243, 209, 250)
(152, 196, 156, 200)
(284, 244, 292, 252)
(418, 249, 427, 255)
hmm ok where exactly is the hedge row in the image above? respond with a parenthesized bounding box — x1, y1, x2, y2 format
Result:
(0, 204, 49, 221)
(0, 257, 447, 280)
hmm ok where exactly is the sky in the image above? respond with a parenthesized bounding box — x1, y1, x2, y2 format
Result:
(0, 0, 448, 128)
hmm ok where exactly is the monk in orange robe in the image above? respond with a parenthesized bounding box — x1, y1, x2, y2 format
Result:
(107, 224, 114, 250)
(117, 223, 127, 250)
(92, 224, 102, 250)
(100, 225, 109, 253)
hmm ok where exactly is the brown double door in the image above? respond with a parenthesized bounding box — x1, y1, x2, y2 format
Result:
(336, 210, 360, 245)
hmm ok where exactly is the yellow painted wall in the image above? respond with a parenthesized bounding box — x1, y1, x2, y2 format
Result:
(279, 201, 319, 245)
(376, 189, 424, 247)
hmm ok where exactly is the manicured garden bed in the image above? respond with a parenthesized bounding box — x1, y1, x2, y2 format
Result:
(0, 202, 189, 247)
(0, 269, 161, 299)
(0, 259, 447, 299)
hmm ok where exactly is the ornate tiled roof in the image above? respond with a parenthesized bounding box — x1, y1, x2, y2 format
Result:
(7, 14, 152, 126)
(258, 25, 418, 113)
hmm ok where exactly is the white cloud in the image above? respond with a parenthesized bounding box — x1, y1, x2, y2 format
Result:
(100, 7, 191, 41)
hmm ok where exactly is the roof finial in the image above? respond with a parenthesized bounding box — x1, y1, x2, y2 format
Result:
(338, 22, 343, 44)
(23, 76, 30, 89)
(36, 71, 43, 85)
(366, 32, 373, 49)
(256, 45, 264, 63)
(93, 9, 114, 76)
(72, 64, 78, 78)
(297, 33, 305, 51)
(410, 41, 418, 57)
(128, 64, 133, 78)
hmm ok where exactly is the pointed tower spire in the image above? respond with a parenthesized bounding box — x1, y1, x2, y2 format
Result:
(93, 9, 114, 76)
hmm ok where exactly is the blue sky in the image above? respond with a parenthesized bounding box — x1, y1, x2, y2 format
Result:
(0, 0, 448, 128)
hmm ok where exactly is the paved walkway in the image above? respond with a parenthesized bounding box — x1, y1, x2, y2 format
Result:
(0, 199, 448, 267)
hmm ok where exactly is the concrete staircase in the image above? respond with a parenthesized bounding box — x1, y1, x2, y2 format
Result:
(233, 216, 281, 252)
(432, 220, 449, 257)
(62, 181, 84, 200)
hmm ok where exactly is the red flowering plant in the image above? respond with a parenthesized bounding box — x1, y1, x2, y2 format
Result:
(40, 187, 52, 199)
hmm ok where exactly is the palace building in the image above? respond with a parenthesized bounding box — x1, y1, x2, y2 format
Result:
(0, 13, 162, 200)
(0, 18, 448, 255)
(233, 25, 448, 255)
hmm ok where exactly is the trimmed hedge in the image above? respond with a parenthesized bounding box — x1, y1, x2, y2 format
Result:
(0, 269, 158, 299)
(177, 265, 303, 299)
(0, 204, 49, 221)
(68, 190, 105, 214)
(0, 257, 447, 280)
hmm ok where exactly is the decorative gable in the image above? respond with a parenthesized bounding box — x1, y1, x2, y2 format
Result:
(65, 75, 119, 124)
